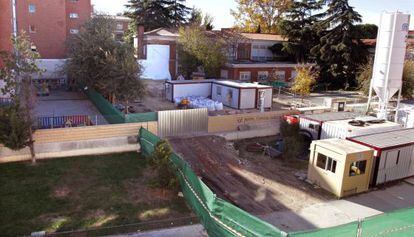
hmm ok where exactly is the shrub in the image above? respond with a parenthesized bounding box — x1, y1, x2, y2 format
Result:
(149, 140, 179, 190)
(280, 120, 304, 161)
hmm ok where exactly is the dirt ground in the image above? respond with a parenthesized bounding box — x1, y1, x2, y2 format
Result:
(168, 135, 332, 216)
(129, 80, 177, 113)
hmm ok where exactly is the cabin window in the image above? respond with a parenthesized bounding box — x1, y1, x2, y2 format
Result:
(217, 86, 222, 96)
(316, 153, 336, 173)
(308, 123, 320, 131)
(349, 160, 366, 176)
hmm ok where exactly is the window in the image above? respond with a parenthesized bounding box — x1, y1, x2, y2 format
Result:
(316, 153, 337, 173)
(116, 23, 123, 30)
(69, 13, 79, 18)
(28, 4, 36, 13)
(115, 33, 124, 42)
(239, 71, 251, 81)
(217, 86, 222, 96)
(258, 71, 269, 81)
(274, 70, 286, 81)
(308, 123, 319, 131)
(237, 43, 251, 60)
(70, 29, 79, 34)
(349, 160, 367, 176)
(29, 25, 36, 33)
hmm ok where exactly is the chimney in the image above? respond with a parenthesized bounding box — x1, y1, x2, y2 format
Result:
(137, 25, 145, 59)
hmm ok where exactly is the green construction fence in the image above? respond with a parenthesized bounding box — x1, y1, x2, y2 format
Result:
(139, 127, 414, 237)
(85, 89, 157, 124)
(84, 88, 125, 124)
(125, 112, 158, 123)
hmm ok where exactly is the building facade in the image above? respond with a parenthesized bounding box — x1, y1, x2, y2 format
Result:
(135, 27, 305, 82)
(1, 0, 92, 59)
(113, 16, 132, 42)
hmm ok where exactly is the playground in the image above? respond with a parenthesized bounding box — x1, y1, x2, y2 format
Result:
(34, 89, 107, 128)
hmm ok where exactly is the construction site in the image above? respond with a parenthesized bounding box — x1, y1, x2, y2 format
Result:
(169, 135, 330, 216)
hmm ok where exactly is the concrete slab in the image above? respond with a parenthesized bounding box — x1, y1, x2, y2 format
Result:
(108, 224, 205, 237)
(262, 183, 414, 232)
(34, 90, 107, 125)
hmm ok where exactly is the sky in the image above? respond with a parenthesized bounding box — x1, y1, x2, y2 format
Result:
(91, 0, 414, 30)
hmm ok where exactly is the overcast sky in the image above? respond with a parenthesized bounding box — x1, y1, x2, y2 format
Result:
(91, 0, 414, 30)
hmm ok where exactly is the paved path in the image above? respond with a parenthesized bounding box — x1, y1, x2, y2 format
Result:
(108, 224, 205, 237)
(262, 182, 414, 232)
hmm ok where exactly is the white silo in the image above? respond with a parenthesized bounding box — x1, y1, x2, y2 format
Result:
(367, 12, 410, 120)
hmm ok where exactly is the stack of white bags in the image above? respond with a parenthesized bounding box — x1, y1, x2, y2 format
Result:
(174, 96, 223, 111)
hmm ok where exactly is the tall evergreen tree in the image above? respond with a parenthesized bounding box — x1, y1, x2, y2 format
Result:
(279, 0, 324, 62)
(125, 0, 190, 31)
(311, 0, 368, 89)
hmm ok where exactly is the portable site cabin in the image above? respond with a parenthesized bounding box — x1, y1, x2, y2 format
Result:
(308, 139, 374, 198)
(320, 117, 402, 140)
(299, 112, 358, 140)
(348, 128, 414, 186)
(165, 80, 214, 102)
(211, 81, 273, 110)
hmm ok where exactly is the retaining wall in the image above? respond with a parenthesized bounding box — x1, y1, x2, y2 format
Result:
(0, 122, 157, 163)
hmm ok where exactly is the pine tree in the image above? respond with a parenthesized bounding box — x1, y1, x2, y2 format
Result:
(279, 0, 324, 62)
(311, 0, 368, 89)
(125, 0, 190, 31)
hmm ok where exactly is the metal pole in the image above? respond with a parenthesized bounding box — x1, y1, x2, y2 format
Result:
(394, 88, 402, 122)
(366, 79, 374, 115)
(11, 0, 17, 38)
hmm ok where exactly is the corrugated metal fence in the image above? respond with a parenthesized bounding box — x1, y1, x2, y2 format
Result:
(157, 108, 208, 138)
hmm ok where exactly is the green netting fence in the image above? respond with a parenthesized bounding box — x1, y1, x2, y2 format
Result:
(139, 127, 414, 237)
(125, 112, 158, 123)
(85, 89, 157, 124)
(84, 88, 125, 124)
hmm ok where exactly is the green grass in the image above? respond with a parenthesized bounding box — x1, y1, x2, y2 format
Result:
(0, 153, 191, 237)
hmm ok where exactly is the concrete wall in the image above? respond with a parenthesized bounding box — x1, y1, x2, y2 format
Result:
(0, 122, 157, 163)
(34, 59, 67, 79)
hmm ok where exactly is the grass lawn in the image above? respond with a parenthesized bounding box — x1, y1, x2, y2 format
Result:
(0, 152, 192, 237)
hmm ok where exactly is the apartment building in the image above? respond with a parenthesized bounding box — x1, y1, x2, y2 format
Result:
(1, 0, 92, 59)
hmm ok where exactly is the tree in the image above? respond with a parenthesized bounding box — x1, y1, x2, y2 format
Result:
(188, 8, 214, 30)
(125, 0, 190, 31)
(231, 0, 292, 33)
(357, 60, 414, 99)
(149, 140, 179, 190)
(351, 24, 378, 39)
(65, 15, 145, 107)
(291, 66, 317, 102)
(311, 0, 368, 89)
(178, 26, 226, 78)
(279, 120, 303, 161)
(0, 33, 41, 164)
(278, 0, 324, 62)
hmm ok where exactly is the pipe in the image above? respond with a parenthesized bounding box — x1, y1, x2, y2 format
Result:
(11, 0, 17, 37)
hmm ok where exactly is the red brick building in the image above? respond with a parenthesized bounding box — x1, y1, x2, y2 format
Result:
(136, 27, 307, 82)
(1, 0, 92, 59)
(0, 0, 13, 55)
